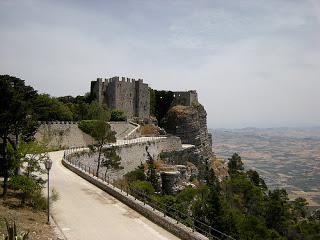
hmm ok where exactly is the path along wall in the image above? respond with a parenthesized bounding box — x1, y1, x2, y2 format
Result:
(62, 156, 208, 240)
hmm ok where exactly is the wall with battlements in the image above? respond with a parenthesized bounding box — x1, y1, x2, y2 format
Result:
(172, 90, 198, 107)
(91, 76, 150, 119)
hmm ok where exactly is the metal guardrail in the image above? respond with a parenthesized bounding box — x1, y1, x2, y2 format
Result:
(111, 136, 167, 147)
(63, 147, 235, 240)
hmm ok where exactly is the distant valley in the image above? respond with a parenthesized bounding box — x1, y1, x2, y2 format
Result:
(211, 127, 320, 206)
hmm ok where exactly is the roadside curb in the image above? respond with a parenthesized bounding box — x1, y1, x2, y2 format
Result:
(50, 215, 67, 240)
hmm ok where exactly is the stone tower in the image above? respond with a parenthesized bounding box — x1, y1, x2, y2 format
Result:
(90, 76, 150, 119)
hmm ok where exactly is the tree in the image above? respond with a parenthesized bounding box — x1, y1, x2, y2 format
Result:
(0, 75, 37, 197)
(265, 189, 291, 235)
(145, 146, 159, 192)
(291, 197, 308, 222)
(90, 121, 115, 177)
(227, 153, 244, 176)
(247, 169, 267, 191)
(79, 111, 116, 177)
(10, 140, 48, 206)
(124, 164, 146, 182)
(32, 94, 73, 121)
(110, 109, 127, 121)
(101, 147, 123, 177)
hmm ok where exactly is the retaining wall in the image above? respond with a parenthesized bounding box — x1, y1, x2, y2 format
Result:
(69, 136, 183, 178)
(35, 122, 94, 149)
(117, 136, 182, 173)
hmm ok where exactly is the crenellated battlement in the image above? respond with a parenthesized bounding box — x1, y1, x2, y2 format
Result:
(97, 76, 144, 84)
(172, 90, 198, 106)
(91, 76, 200, 120)
(91, 76, 150, 119)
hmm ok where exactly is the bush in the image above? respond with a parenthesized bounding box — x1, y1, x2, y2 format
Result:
(110, 109, 127, 121)
(10, 176, 40, 204)
(30, 190, 47, 210)
(78, 120, 97, 135)
(125, 168, 146, 182)
(132, 180, 155, 196)
(10, 175, 46, 209)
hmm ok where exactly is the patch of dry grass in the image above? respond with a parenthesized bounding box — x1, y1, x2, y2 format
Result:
(0, 183, 56, 240)
(139, 124, 161, 136)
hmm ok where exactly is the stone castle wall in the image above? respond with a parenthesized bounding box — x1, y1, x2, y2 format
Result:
(116, 136, 182, 173)
(35, 122, 94, 149)
(70, 136, 182, 179)
(91, 77, 150, 119)
(172, 90, 198, 106)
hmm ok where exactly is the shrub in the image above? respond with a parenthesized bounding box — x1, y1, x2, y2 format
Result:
(78, 120, 97, 135)
(10, 175, 47, 209)
(30, 190, 47, 210)
(132, 180, 155, 196)
(10, 176, 40, 204)
(125, 168, 146, 182)
(110, 109, 127, 121)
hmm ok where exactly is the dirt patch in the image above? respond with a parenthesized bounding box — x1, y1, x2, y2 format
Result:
(139, 124, 161, 136)
(0, 187, 57, 240)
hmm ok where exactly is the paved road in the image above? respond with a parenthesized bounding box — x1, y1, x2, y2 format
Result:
(49, 151, 180, 240)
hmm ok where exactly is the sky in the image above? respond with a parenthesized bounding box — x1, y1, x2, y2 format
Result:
(0, 0, 320, 128)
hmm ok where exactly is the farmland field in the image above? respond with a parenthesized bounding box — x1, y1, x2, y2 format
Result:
(212, 127, 320, 206)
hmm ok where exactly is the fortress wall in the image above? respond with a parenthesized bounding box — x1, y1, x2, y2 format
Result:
(172, 90, 198, 106)
(135, 81, 150, 119)
(116, 136, 182, 173)
(114, 80, 136, 118)
(106, 80, 117, 109)
(90, 77, 150, 119)
(70, 136, 182, 178)
(35, 122, 94, 149)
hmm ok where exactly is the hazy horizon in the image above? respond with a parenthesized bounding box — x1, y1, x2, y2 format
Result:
(1, 0, 319, 129)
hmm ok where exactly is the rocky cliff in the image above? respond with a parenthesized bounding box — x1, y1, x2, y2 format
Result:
(161, 103, 213, 164)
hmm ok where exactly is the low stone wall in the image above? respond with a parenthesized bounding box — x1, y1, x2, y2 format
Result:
(35, 122, 94, 149)
(69, 136, 183, 179)
(62, 158, 208, 240)
(161, 145, 202, 166)
(117, 136, 182, 173)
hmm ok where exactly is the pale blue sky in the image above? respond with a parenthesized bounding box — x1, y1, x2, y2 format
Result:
(1, 0, 319, 128)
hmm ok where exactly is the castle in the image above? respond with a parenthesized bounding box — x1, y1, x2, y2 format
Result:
(91, 76, 198, 119)
(91, 77, 150, 119)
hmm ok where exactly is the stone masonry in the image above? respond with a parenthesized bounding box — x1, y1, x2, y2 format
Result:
(91, 76, 200, 120)
(91, 77, 150, 119)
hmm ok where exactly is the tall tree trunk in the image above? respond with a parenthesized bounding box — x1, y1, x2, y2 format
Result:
(96, 145, 102, 177)
(2, 132, 9, 198)
(14, 125, 20, 175)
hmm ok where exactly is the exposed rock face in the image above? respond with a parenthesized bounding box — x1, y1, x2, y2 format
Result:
(161, 104, 213, 164)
